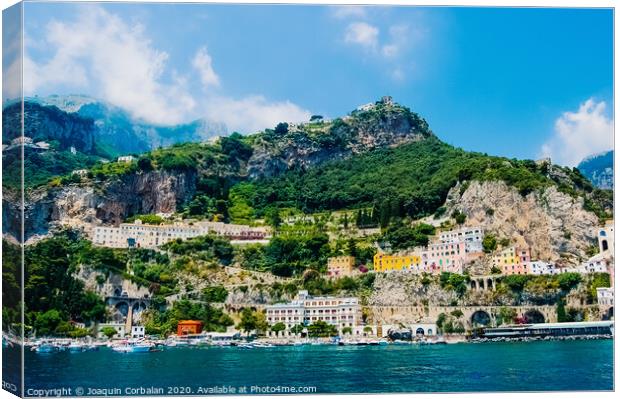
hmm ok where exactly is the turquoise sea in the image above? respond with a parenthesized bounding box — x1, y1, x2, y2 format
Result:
(3, 340, 614, 396)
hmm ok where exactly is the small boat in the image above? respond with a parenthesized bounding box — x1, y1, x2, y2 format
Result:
(34, 344, 56, 353)
(112, 343, 154, 353)
(237, 343, 254, 349)
(68, 343, 84, 352)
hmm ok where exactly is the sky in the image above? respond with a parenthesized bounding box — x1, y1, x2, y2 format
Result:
(11, 2, 614, 166)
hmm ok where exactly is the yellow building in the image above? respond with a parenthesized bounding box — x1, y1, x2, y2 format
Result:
(327, 256, 356, 277)
(373, 253, 422, 273)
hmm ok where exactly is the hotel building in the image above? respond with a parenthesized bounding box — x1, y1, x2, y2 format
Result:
(93, 219, 270, 249)
(265, 290, 362, 333)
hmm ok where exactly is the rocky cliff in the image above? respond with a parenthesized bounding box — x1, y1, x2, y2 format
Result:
(443, 180, 600, 265)
(578, 150, 614, 190)
(247, 100, 431, 178)
(2, 101, 97, 154)
(9, 170, 196, 242)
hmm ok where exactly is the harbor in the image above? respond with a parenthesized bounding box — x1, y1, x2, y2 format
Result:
(5, 338, 612, 394)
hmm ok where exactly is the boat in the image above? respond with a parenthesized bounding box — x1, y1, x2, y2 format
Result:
(33, 343, 57, 353)
(378, 339, 389, 346)
(68, 343, 84, 353)
(111, 342, 154, 353)
(237, 343, 254, 349)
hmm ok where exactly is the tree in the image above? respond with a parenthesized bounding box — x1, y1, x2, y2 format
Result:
(100, 326, 118, 340)
(482, 234, 498, 253)
(137, 157, 153, 172)
(557, 272, 582, 291)
(497, 306, 517, 326)
(307, 320, 337, 337)
(363, 326, 373, 336)
(346, 238, 358, 258)
(290, 324, 305, 335)
(236, 308, 267, 336)
(310, 115, 323, 122)
(342, 326, 353, 335)
(265, 207, 282, 229)
(271, 322, 286, 335)
(502, 275, 530, 292)
(556, 299, 567, 322)
(34, 310, 63, 336)
(274, 122, 289, 135)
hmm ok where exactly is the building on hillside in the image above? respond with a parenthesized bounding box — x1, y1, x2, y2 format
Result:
(438, 226, 485, 261)
(356, 103, 375, 112)
(525, 261, 559, 275)
(598, 220, 614, 255)
(421, 241, 467, 274)
(265, 290, 362, 335)
(11, 136, 33, 145)
(327, 256, 356, 277)
(381, 96, 394, 105)
(577, 256, 609, 274)
(492, 246, 531, 275)
(93, 219, 270, 249)
(373, 252, 422, 273)
(117, 155, 135, 163)
(596, 287, 614, 306)
(177, 320, 203, 336)
(72, 169, 89, 177)
(97, 323, 126, 339)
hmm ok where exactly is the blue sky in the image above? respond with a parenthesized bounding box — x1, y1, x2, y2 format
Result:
(18, 2, 614, 165)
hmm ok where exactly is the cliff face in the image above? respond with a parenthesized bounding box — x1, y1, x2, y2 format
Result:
(578, 150, 614, 190)
(12, 170, 196, 242)
(247, 102, 431, 178)
(3, 101, 97, 154)
(444, 180, 600, 265)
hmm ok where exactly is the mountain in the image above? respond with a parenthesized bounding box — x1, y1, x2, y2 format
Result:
(5, 97, 612, 266)
(2, 101, 105, 190)
(577, 150, 613, 190)
(25, 95, 228, 156)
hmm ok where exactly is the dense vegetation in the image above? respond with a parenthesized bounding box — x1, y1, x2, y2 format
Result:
(231, 137, 611, 222)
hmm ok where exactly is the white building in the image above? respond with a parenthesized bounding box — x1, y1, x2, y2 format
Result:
(577, 256, 610, 274)
(72, 169, 89, 176)
(131, 326, 145, 338)
(525, 261, 559, 275)
(356, 103, 375, 112)
(97, 323, 126, 339)
(11, 136, 33, 145)
(598, 220, 614, 255)
(93, 219, 270, 249)
(117, 155, 135, 163)
(438, 226, 484, 254)
(265, 290, 362, 335)
(596, 287, 614, 306)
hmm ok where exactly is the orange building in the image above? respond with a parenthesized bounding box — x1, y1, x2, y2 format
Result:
(177, 320, 203, 336)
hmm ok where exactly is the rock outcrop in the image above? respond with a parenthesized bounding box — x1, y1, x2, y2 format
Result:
(444, 180, 600, 265)
(10, 170, 196, 242)
(247, 101, 431, 178)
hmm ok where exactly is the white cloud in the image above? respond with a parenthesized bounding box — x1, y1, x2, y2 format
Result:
(24, 6, 195, 125)
(330, 6, 367, 19)
(23, 6, 312, 133)
(202, 95, 311, 134)
(344, 22, 379, 50)
(540, 98, 614, 167)
(192, 46, 220, 89)
(381, 25, 410, 58)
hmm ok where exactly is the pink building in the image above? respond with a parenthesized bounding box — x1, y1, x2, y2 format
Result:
(421, 241, 466, 274)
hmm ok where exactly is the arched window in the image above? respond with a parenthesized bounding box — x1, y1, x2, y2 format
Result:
(600, 230, 607, 237)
